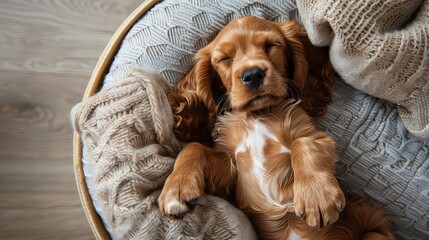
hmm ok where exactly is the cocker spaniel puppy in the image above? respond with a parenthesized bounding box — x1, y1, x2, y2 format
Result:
(159, 16, 393, 240)
(168, 16, 334, 143)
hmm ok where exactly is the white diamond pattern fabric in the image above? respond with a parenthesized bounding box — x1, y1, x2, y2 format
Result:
(318, 80, 429, 240)
(102, 0, 298, 88)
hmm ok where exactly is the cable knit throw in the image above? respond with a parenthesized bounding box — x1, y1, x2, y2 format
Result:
(296, 0, 429, 138)
(71, 69, 256, 239)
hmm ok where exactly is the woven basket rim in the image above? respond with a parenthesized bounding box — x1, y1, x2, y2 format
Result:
(73, 1, 160, 239)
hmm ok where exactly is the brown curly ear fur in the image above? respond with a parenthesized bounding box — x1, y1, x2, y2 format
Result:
(279, 20, 334, 117)
(168, 46, 220, 143)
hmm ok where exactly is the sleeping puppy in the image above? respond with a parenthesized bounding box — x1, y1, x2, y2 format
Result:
(158, 16, 393, 239)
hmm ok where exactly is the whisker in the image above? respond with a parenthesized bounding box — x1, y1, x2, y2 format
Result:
(216, 93, 231, 114)
(285, 78, 301, 101)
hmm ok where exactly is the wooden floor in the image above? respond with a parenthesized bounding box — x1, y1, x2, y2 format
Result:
(0, 0, 143, 239)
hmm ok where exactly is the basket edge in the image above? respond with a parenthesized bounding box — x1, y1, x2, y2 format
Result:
(73, 0, 160, 239)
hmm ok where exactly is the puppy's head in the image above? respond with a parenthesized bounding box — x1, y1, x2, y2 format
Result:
(170, 16, 333, 142)
(207, 16, 312, 112)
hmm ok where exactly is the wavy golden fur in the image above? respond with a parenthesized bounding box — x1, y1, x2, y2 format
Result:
(169, 16, 334, 143)
(159, 16, 393, 239)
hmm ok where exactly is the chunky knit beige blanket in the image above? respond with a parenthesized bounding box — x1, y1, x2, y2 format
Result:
(297, 0, 429, 138)
(71, 69, 255, 239)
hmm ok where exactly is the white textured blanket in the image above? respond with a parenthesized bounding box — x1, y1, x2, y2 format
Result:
(297, 0, 429, 138)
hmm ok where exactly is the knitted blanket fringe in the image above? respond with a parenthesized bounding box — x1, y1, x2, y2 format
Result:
(71, 68, 256, 239)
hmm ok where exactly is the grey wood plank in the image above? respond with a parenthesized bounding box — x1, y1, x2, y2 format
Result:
(0, 0, 143, 239)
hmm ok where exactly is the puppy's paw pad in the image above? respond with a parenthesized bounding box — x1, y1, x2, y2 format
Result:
(158, 173, 203, 219)
(159, 187, 193, 218)
(165, 200, 188, 218)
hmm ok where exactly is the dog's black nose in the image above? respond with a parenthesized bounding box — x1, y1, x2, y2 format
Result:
(242, 68, 265, 89)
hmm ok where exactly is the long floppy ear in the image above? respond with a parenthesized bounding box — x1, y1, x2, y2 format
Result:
(279, 20, 334, 117)
(278, 20, 309, 92)
(168, 45, 222, 143)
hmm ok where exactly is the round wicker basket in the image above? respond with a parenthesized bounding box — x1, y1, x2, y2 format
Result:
(73, 1, 159, 239)
(72, 1, 429, 239)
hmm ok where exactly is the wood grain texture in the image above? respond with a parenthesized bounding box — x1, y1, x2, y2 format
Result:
(0, 0, 143, 239)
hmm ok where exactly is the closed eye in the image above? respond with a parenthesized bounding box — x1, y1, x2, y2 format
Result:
(216, 56, 233, 64)
(264, 41, 281, 52)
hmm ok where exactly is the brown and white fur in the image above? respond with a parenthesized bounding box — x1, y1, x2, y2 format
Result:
(158, 16, 393, 240)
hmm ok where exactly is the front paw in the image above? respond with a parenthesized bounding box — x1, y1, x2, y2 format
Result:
(293, 174, 345, 228)
(158, 171, 204, 219)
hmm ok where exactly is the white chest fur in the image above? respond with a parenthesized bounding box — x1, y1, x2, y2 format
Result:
(234, 119, 290, 206)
